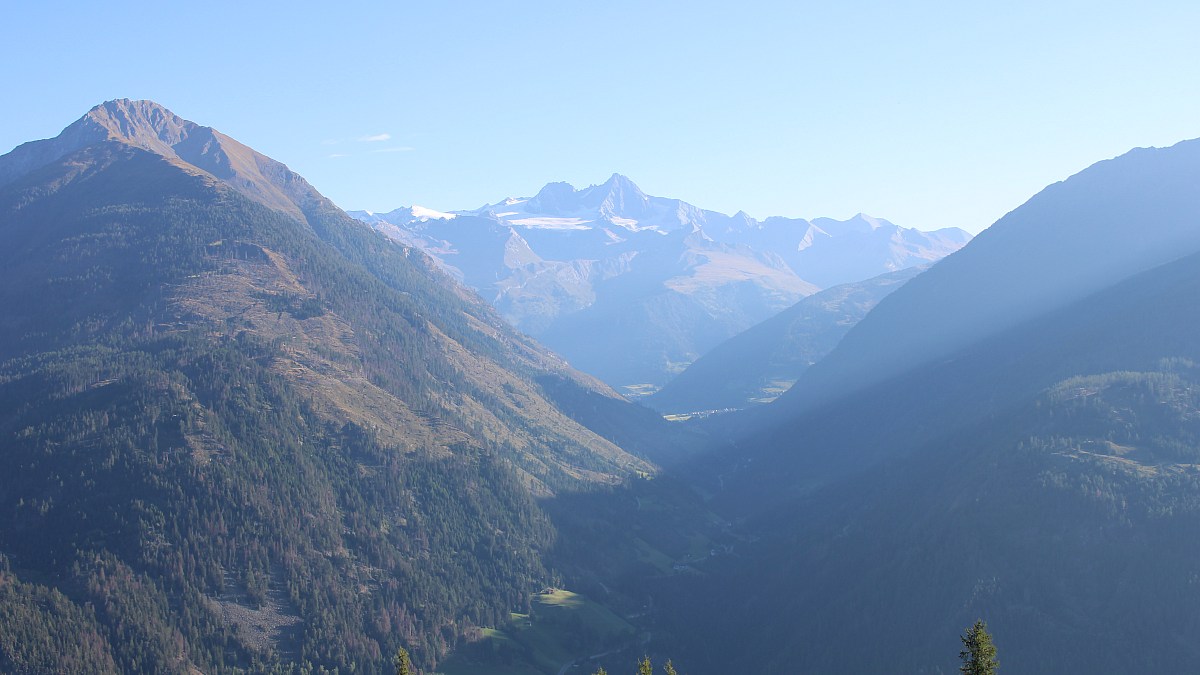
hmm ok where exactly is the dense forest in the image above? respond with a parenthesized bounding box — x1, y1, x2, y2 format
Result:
(0, 130, 663, 673)
(6, 100, 1200, 675)
(643, 255, 1200, 673)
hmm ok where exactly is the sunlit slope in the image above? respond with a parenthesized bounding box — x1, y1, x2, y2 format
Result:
(775, 138, 1200, 417)
(0, 101, 661, 674)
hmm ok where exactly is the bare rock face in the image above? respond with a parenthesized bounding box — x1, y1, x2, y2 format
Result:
(0, 99, 189, 187)
(0, 98, 327, 222)
(354, 175, 970, 389)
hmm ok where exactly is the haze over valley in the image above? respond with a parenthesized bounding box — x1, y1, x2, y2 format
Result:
(4, 4, 1200, 674)
(352, 178, 967, 392)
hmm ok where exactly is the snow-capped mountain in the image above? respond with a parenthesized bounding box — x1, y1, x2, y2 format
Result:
(351, 174, 970, 390)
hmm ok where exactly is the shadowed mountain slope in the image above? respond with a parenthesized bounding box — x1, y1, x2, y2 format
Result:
(663, 244, 1200, 674)
(649, 138, 1200, 674)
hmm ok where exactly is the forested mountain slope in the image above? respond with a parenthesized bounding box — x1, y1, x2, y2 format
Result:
(660, 247, 1200, 673)
(647, 138, 1200, 674)
(0, 100, 661, 674)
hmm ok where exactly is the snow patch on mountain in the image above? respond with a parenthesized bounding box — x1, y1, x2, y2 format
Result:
(411, 205, 456, 220)
(354, 174, 971, 388)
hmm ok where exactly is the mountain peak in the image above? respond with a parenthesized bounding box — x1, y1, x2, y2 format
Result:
(602, 172, 638, 189)
(581, 172, 648, 217)
(0, 99, 324, 222)
(527, 181, 578, 214)
(522, 175, 649, 217)
(61, 99, 201, 160)
(597, 172, 644, 197)
(2, 98, 208, 184)
(86, 98, 187, 135)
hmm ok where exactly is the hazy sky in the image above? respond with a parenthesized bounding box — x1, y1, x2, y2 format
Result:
(4, 1, 1199, 233)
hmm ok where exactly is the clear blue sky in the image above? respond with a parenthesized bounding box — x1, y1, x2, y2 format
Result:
(4, 0, 1199, 233)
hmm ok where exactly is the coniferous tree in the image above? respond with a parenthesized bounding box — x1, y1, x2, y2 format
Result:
(394, 647, 414, 675)
(638, 656, 653, 675)
(590, 668, 607, 675)
(663, 659, 678, 675)
(959, 620, 999, 675)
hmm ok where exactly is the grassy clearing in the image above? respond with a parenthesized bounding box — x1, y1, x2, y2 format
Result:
(619, 383, 659, 399)
(686, 534, 712, 559)
(749, 377, 797, 404)
(534, 589, 632, 638)
(632, 538, 676, 575)
(438, 589, 636, 675)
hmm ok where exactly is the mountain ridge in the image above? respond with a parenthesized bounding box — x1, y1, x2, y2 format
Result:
(0, 100, 670, 673)
(769, 138, 1200, 418)
(648, 134, 1200, 675)
(668, 240, 1200, 674)
(0, 98, 326, 222)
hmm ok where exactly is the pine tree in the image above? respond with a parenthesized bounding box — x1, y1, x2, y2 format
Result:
(590, 668, 607, 675)
(638, 656, 653, 675)
(959, 619, 999, 675)
(663, 659, 678, 675)
(394, 647, 414, 675)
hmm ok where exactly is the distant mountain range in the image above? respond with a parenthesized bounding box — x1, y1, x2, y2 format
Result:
(352, 175, 970, 388)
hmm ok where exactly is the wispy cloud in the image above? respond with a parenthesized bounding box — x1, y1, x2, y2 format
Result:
(321, 133, 402, 151)
(321, 134, 413, 158)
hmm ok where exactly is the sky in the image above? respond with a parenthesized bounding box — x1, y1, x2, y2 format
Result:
(3, 0, 1199, 234)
